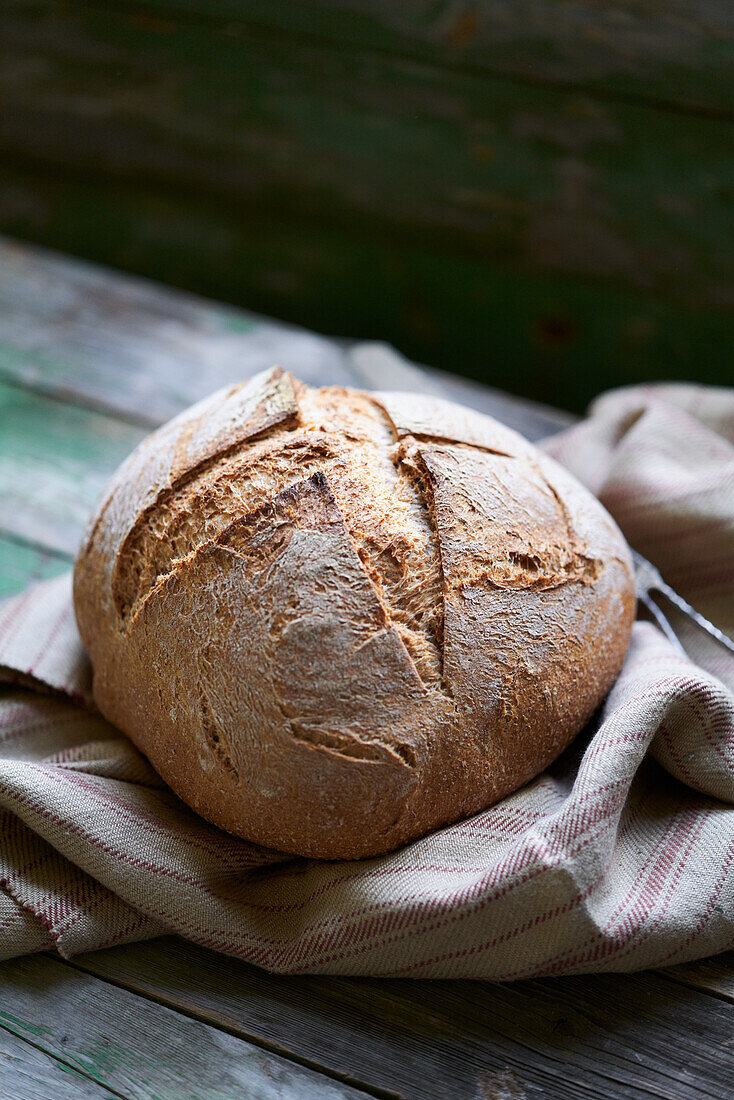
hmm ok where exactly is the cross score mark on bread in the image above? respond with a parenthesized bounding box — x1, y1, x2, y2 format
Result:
(73, 368, 635, 859)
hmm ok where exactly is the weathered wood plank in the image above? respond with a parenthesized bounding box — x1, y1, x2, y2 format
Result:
(0, 535, 69, 600)
(0, 239, 355, 427)
(0, 238, 573, 439)
(107, 0, 734, 115)
(0, 953, 374, 1100)
(66, 936, 734, 1100)
(0, 353, 569, 566)
(344, 339, 576, 437)
(425, 366, 575, 439)
(662, 951, 734, 1004)
(4, 1, 734, 316)
(4, 164, 733, 413)
(0, 380, 145, 555)
(0, 1024, 119, 1100)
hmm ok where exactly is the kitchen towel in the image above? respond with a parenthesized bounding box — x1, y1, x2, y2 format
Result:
(0, 382, 732, 977)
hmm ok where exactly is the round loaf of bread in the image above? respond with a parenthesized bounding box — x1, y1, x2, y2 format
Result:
(73, 367, 635, 859)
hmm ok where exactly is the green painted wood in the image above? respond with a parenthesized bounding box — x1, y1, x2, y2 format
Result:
(0, 953, 374, 1100)
(664, 950, 734, 1003)
(4, 0, 734, 314)
(0, 1025, 121, 1100)
(0, 380, 145, 555)
(3, 164, 733, 414)
(0, 238, 572, 439)
(0, 237, 732, 1100)
(0, 241, 570, 567)
(106, 0, 734, 115)
(67, 936, 734, 1100)
(349, 343, 575, 439)
(4, 4, 734, 409)
(0, 535, 69, 600)
(0, 240, 355, 428)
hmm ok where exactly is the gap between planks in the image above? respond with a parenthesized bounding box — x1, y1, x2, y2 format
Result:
(658, 960, 734, 1006)
(34, 0, 734, 124)
(0, 371, 162, 431)
(0, 953, 378, 1100)
(0, 528, 73, 564)
(51, 952, 403, 1100)
(0, 1019, 126, 1100)
(54, 938, 734, 1100)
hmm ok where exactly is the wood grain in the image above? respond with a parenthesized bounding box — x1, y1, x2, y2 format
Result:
(0, 239, 355, 427)
(4, 2, 734, 307)
(67, 936, 734, 1100)
(664, 951, 734, 1004)
(0, 534, 69, 600)
(105, 0, 734, 115)
(4, 164, 733, 412)
(0, 1023, 119, 1100)
(0, 238, 572, 439)
(0, 953, 374, 1100)
(2, 4, 734, 408)
(0, 380, 144, 555)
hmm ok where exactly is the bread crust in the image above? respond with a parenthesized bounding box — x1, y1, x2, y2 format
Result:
(74, 368, 635, 859)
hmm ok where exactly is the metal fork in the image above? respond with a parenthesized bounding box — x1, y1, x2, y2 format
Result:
(631, 548, 734, 656)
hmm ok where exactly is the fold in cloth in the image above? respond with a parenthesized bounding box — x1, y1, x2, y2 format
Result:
(1, 383, 732, 977)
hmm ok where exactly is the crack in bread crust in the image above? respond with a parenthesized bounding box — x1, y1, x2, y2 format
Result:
(113, 428, 330, 620)
(112, 378, 599, 699)
(287, 721, 397, 763)
(296, 389, 446, 688)
(389, 438, 448, 691)
(166, 471, 427, 769)
(415, 442, 603, 594)
(114, 383, 447, 690)
(199, 685, 239, 782)
(77, 368, 637, 859)
(404, 432, 513, 458)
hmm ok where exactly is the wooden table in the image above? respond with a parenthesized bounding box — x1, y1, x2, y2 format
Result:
(4, 2, 734, 409)
(1, 237, 733, 1100)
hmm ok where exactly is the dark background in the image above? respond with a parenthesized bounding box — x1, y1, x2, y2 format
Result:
(3, 0, 734, 411)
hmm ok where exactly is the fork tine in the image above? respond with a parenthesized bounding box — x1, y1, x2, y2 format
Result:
(631, 548, 734, 656)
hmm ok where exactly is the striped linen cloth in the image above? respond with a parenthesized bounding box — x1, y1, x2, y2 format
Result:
(0, 383, 732, 977)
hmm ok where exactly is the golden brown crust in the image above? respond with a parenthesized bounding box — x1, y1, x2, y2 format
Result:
(73, 368, 635, 859)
